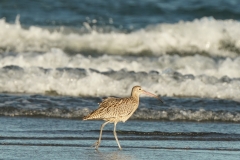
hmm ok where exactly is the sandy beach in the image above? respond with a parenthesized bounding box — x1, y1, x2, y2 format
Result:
(1, 116, 240, 160)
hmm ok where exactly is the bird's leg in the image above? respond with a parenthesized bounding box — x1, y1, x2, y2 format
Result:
(92, 121, 109, 149)
(113, 122, 122, 150)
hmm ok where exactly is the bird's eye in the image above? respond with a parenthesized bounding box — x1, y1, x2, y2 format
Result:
(139, 88, 141, 90)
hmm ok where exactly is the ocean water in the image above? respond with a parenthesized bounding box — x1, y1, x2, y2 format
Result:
(0, 0, 240, 159)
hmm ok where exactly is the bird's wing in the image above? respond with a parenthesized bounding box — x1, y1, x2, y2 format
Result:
(98, 97, 135, 118)
(84, 97, 136, 120)
(83, 97, 120, 120)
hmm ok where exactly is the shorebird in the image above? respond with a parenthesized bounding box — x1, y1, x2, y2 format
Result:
(83, 86, 163, 150)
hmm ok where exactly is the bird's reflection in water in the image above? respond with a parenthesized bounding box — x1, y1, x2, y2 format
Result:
(95, 149, 135, 160)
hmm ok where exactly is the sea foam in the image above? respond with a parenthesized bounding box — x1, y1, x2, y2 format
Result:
(0, 17, 240, 57)
(1, 17, 240, 100)
(1, 49, 240, 78)
(0, 65, 240, 100)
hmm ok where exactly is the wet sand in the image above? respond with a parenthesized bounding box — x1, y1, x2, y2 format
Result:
(1, 117, 240, 160)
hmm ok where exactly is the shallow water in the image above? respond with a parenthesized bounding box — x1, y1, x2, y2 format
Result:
(0, 93, 240, 122)
(1, 117, 240, 160)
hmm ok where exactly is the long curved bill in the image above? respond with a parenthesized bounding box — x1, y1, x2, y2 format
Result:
(142, 90, 164, 103)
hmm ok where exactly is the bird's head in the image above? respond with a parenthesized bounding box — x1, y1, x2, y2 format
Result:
(131, 86, 163, 103)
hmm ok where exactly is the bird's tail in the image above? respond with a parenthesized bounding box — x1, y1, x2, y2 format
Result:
(83, 109, 100, 120)
(82, 115, 90, 120)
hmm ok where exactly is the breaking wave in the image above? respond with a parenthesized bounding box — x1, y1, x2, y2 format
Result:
(1, 106, 240, 122)
(1, 50, 240, 78)
(1, 17, 240, 57)
(0, 65, 240, 100)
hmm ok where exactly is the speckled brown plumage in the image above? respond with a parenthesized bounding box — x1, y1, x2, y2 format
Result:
(83, 96, 139, 122)
(83, 86, 162, 150)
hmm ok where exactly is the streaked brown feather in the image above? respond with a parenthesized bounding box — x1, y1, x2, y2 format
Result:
(83, 96, 139, 122)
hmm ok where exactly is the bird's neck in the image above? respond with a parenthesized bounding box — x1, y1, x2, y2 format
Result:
(131, 93, 140, 102)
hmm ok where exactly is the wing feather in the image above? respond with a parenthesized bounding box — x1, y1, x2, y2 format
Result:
(83, 97, 137, 121)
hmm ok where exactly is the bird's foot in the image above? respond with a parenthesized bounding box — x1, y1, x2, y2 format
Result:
(91, 141, 100, 149)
